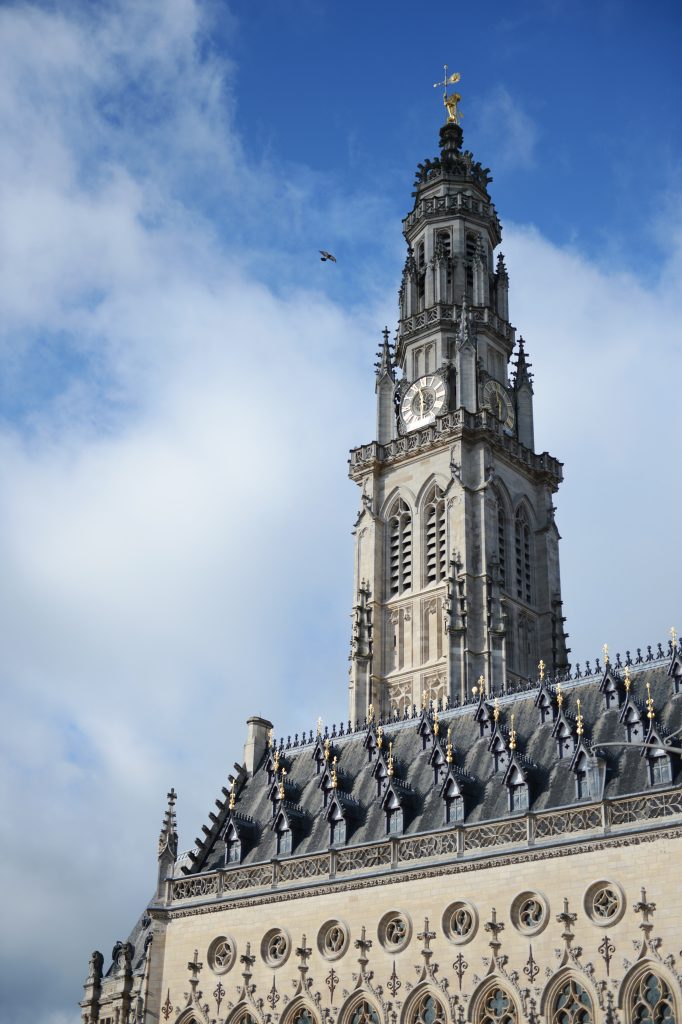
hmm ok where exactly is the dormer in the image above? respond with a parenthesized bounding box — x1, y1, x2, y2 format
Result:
(416, 706, 439, 750)
(311, 734, 332, 775)
(325, 790, 359, 847)
(380, 779, 411, 835)
(372, 748, 390, 797)
(223, 812, 257, 866)
(264, 746, 283, 786)
(268, 770, 295, 817)
(439, 765, 466, 824)
(551, 706, 576, 759)
(488, 730, 509, 773)
(502, 754, 529, 813)
(474, 694, 495, 737)
(363, 721, 380, 762)
(599, 666, 624, 710)
(641, 721, 674, 787)
(534, 680, 555, 725)
(429, 737, 447, 785)
(271, 804, 306, 857)
(319, 757, 346, 808)
(569, 739, 605, 802)
(619, 693, 645, 743)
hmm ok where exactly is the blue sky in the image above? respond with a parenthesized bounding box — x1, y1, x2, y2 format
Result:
(0, 2, 680, 1023)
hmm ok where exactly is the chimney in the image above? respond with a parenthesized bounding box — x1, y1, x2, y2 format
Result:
(243, 716, 273, 775)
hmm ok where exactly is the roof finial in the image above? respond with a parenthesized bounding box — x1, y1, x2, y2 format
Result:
(387, 742, 394, 777)
(646, 681, 655, 720)
(603, 643, 610, 667)
(538, 659, 545, 682)
(158, 787, 178, 860)
(556, 682, 564, 708)
(279, 767, 287, 800)
(672, 626, 678, 651)
(478, 674, 486, 697)
(624, 664, 632, 692)
(509, 714, 517, 751)
(433, 64, 462, 124)
(433, 708, 440, 736)
(229, 781, 236, 811)
(377, 725, 383, 749)
(331, 756, 338, 789)
(367, 703, 375, 724)
(422, 690, 428, 711)
(446, 726, 453, 764)
(576, 699, 584, 737)
(267, 727, 273, 749)
(493, 696, 500, 722)
(324, 736, 331, 760)
(273, 747, 280, 771)
(316, 717, 323, 737)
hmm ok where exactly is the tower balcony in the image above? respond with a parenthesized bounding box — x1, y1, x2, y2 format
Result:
(398, 302, 513, 347)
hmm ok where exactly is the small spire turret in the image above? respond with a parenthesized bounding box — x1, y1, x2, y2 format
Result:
(157, 788, 178, 901)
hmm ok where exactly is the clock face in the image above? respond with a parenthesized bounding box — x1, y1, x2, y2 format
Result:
(482, 380, 515, 431)
(401, 375, 447, 431)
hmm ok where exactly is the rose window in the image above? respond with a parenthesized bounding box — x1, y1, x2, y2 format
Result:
(207, 935, 236, 975)
(443, 900, 477, 944)
(317, 920, 348, 961)
(519, 897, 544, 929)
(592, 887, 620, 921)
(378, 911, 411, 952)
(261, 928, 290, 967)
(584, 880, 625, 926)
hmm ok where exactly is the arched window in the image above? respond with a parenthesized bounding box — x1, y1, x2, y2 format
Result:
(424, 485, 446, 585)
(388, 498, 412, 596)
(225, 822, 242, 864)
(627, 969, 676, 1023)
(476, 985, 518, 1024)
(515, 508, 533, 604)
(385, 789, 403, 835)
(227, 1010, 257, 1024)
(466, 232, 477, 293)
(549, 977, 593, 1023)
(497, 504, 508, 589)
(507, 764, 528, 812)
(405, 991, 447, 1024)
(344, 1000, 380, 1024)
(284, 1006, 316, 1024)
(649, 751, 672, 786)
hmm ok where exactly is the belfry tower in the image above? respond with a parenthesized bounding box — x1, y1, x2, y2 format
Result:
(348, 94, 569, 721)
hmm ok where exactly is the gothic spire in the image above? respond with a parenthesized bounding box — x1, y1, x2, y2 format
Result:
(158, 788, 178, 861)
(512, 336, 533, 391)
(374, 326, 394, 381)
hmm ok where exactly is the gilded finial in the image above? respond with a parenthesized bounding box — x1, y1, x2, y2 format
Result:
(229, 781, 236, 811)
(279, 767, 287, 800)
(624, 664, 632, 692)
(368, 703, 375, 723)
(603, 643, 610, 667)
(433, 64, 462, 124)
(267, 728, 273, 749)
(324, 736, 331, 761)
(478, 674, 486, 697)
(446, 726, 453, 764)
(646, 681, 655, 720)
(422, 691, 428, 711)
(556, 682, 564, 708)
(672, 626, 678, 651)
(331, 756, 338, 790)
(387, 742, 394, 777)
(273, 747, 280, 771)
(433, 708, 440, 736)
(538, 659, 545, 682)
(377, 725, 383, 750)
(509, 714, 517, 751)
(316, 716, 322, 737)
(493, 697, 500, 722)
(576, 699, 584, 737)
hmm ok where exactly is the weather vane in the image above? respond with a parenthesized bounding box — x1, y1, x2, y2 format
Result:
(433, 64, 462, 124)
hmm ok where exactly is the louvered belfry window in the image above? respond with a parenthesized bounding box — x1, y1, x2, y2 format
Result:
(515, 509, 533, 604)
(388, 498, 412, 595)
(497, 505, 507, 588)
(424, 485, 446, 585)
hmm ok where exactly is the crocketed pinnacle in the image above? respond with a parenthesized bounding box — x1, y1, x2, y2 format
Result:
(512, 336, 533, 389)
(374, 326, 394, 380)
(158, 788, 178, 860)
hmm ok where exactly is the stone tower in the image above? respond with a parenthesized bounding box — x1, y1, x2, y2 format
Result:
(348, 119, 569, 722)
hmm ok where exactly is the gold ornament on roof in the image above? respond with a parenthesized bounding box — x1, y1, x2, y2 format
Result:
(434, 709, 440, 736)
(603, 643, 610, 667)
(624, 664, 632, 692)
(538, 659, 545, 682)
(324, 736, 331, 760)
(446, 726, 453, 764)
(368, 703, 375, 723)
(377, 725, 383, 749)
(267, 728, 273, 749)
(556, 682, 564, 709)
(478, 674, 486, 697)
(422, 691, 428, 711)
(331, 756, 338, 790)
(387, 742, 394, 777)
(279, 768, 287, 800)
(472, 685, 479, 698)
(576, 699, 584, 737)
(229, 781, 236, 811)
(509, 713, 517, 751)
(493, 697, 500, 722)
(433, 64, 462, 124)
(672, 626, 678, 651)
(316, 717, 322, 737)
(273, 748, 280, 772)
(646, 681, 655, 720)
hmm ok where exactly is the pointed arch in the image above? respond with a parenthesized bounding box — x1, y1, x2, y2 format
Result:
(281, 997, 320, 1024)
(420, 480, 447, 586)
(223, 1005, 261, 1024)
(385, 494, 413, 596)
(489, 482, 512, 592)
(400, 984, 447, 1024)
(468, 977, 522, 1024)
(513, 501, 535, 605)
(618, 958, 681, 1023)
(540, 969, 597, 1024)
(337, 991, 384, 1024)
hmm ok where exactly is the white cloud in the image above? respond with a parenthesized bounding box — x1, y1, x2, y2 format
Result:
(473, 85, 539, 169)
(0, 4, 680, 1024)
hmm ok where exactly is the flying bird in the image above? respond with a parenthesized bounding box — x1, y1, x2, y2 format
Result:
(319, 250, 337, 263)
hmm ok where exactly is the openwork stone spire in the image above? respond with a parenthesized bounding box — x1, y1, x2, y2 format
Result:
(158, 787, 178, 861)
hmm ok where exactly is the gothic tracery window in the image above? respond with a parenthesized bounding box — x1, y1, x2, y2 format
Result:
(497, 504, 508, 589)
(406, 992, 447, 1024)
(424, 485, 446, 585)
(515, 508, 533, 604)
(549, 978, 593, 1024)
(477, 985, 517, 1024)
(628, 969, 676, 1023)
(346, 999, 380, 1024)
(388, 498, 412, 596)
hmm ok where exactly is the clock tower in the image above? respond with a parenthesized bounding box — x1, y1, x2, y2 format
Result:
(348, 109, 569, 722)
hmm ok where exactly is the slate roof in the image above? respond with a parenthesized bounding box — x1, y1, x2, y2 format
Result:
(185, 650, 682, 875)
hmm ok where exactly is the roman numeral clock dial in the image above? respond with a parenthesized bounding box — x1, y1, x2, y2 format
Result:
(400, 375, 447, 431)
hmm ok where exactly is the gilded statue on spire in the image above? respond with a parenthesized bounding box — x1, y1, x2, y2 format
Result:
(433, 64, 462, 124)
